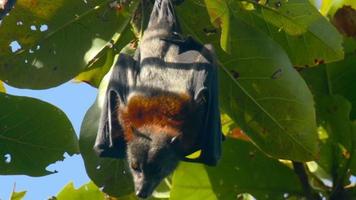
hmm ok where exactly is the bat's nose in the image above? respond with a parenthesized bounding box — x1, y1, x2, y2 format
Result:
(136, 190, 149, 199)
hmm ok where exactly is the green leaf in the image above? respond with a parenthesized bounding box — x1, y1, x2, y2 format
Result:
(74, 48, 115, 88)
(245, 0, 323, 35)
(315, 96, 353, 178)
(171, 139, 303, 200)
(55, 182, 105, 200)
(0, 93, 78, 176)
(344, 38, 356, 54)
(79, 70, 134, 197)
(320, 0, 333, 15)
(0, 0, 138, 89)
(233, 0, 344, 66)
(74, 29, 135, 88)
(0, 80, 5, 93)
(10, 190, 27, 200)
(301, 54, 356, 119)
(171, 163, 217, 200)
(302, 56, 356, 184)
(309, 95, 356, 197)
(177, 1, 318, 161)
(151, 178, 171, 199)
(326, 57, 356, 120)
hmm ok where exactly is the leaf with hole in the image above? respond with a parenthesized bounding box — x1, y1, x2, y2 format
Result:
(55, 182, 105, 200)
(0, 0, 139, 89)
(0, 93, 78, 176)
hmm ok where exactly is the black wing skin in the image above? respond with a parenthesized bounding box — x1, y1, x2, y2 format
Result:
(94, 0, 222, 165)
(93, 54, 138, 158)
(0, 0, 16, 20)
(176, 43, 222, 166)
(200, 46, 222, 166)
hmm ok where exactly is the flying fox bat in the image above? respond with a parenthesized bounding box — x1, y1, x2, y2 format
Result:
(94, 0, 222, 198)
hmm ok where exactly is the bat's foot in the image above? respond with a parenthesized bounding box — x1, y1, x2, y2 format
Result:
(160, 31, 185, 44)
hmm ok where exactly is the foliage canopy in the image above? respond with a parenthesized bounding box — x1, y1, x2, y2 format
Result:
(0, 0, 355, 199)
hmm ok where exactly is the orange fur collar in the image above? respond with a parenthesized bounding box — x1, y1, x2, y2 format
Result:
(119, 93, 191, 141)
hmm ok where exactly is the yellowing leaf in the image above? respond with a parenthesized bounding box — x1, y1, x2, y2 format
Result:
(10, 190, 27, 200)
(0, 80, 5, 92)
(204, 0, 231, 53)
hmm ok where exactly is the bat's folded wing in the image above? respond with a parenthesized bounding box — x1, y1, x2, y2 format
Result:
(175, 41, 222, 166)
(93, 53, 138, 159)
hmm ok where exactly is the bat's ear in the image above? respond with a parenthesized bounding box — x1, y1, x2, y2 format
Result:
(94, 54, 137, 159)
(93, 89, 126, 158)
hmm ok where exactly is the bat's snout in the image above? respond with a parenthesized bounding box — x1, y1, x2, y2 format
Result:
(135, 182, 156, 199)
(134, 178, 159, 199)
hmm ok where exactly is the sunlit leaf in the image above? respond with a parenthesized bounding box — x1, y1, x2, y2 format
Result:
(233, 0, 344, 66)
(0, 80, 5, 93)
(204, 0, 231, 52)
(74, 48, 116, 88)
(56, 182, 105, 200)
(74, 27, 136, 88)
(10, 190, 27, 200)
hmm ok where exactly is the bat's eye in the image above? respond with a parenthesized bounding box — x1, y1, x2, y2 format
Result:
(131, 162, 141, 172)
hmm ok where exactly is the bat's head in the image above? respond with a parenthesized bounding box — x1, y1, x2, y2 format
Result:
(126, 127, 180, 199)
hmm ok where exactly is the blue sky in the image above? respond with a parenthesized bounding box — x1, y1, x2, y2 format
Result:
(0, 82, 97, 200)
